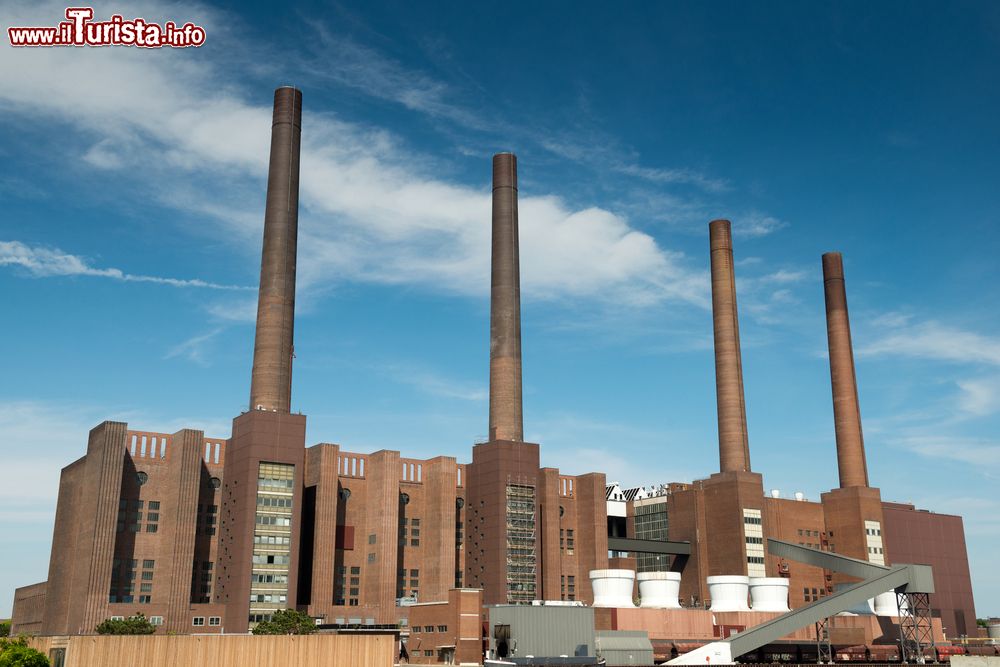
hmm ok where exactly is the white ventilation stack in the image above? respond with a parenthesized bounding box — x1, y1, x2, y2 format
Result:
(638, 572, 682, 609)
(749, 577, 790, 612)
(707, 575, 750, 612)
(874, 591, 905, 617)
(770, 489, 781, 498)
(833, 583, 875, 615)
(590, 569, 636, 608)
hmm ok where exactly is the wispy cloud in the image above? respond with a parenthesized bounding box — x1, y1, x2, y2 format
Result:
(613, 163, 729, 193)
(860, 317, 1000, 366)
(378, 363, 487, 402)
(0, 240, 252, 291)
(165, 329, 224, 365)
(0, 0, 708, 310)
(732, 212, 789, 238)
(955, 377, 1000, 417)
(890, 434, 1000, 469)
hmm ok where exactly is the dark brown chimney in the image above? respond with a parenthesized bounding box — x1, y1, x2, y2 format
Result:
(822, 252, 869, 488)
(709, 219, 751, 472)
(488, 153, 523, 442)
(249, 87, 302, 413)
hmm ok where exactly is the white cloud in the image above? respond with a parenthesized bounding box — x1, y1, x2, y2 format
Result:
(955, 378, 1000, 417)
(733, 212, 788, 238)
(860, 319, 1000, 366)
(165, 329, 224, 365)
(0, 0, 707, 309)
(377, 363, 487, 402)
(890, 434, 1000, 469)
(613, 163, 729, 193)
(0, 240, 252, 290)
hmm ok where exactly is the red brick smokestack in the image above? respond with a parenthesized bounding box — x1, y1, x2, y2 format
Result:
(488, 153, 523, 442)
(709, 219, 751, 472)
(822, 252, 869, 488)
(249, 87, 302, 413)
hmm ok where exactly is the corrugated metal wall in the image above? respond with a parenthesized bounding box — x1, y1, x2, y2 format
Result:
(487, 605, 595, 658)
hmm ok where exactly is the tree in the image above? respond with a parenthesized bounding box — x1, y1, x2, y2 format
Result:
(0, 623, 9, 638)
(94, 613, 156, 635)
(251, 609, 316, 635)
(0, 636, 49, 667)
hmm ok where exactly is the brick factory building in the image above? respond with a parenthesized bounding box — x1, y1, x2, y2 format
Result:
(10, 87, 976, 649)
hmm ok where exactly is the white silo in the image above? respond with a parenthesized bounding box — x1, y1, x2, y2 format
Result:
(638, 572, 682, 609)
(590, 569, 637, 608)
(749, 577, 790, 612)
(707, 575, 751, 612)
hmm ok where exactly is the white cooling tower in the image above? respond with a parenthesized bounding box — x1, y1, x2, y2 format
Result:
(749, 577, 790, 612)
(833, 583, 875, 615)
(874, 591, 902, 617)
(590, 569, 636, 608)
(707, 575, 750, 612)
(638, 572, 682, 609)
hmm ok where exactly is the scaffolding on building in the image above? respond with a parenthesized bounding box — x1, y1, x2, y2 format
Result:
(505, 483, 536, 603)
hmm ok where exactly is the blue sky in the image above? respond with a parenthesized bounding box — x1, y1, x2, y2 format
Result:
(2, 1, 998, 620)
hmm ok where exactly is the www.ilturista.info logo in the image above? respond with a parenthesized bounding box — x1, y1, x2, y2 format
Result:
(8, 7, 206, 48)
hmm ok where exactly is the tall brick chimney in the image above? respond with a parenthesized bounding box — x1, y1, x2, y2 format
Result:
(709, 219, 751, 472)
(249, 86, 302, 413)
(822, 252, 869, 488)
(488, 152, 523, 442)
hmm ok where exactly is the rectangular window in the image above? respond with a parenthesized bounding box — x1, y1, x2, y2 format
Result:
(140, 583, 152, 592)
(350, 566, 361, 575)
(209, 617, 221, 626)
(146, 524, 158, 533)
(148, 501, 160, 510)
(438, 625, 447, 632)
(143, 560, 155, 569)
(150, 616, 163, 626)
(410, 539, 419, 547)
(367, 553, 376, 562)
(142, 572, 154, 581)
(369, 534, 376, 544)
(192, 617, 205, 626)
(138, 595, 151, 604)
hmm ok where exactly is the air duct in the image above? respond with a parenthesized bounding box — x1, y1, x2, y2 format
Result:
(638, 572, 682, 609)
(833, 583, 875, 616)
(590, 569, 636, 608)
(748, 577, 790, 612)
(873, 591, 905, 617)
(707, 575, 750, 612)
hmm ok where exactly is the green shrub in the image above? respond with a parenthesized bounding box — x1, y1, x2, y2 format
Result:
(95, 613, 156, 635)
(251, 609, 317, 635)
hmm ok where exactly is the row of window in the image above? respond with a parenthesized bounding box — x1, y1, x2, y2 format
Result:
(252, 554, 290, 565)
(192, 616, 222, 626)
(411, 625, 448, 633)
(251, 593, 287, 604)
(868, 546, 884, 555)
(257, 496, 292, 509)
(866, 527, 883, 536)
(743, 516, 762, 525)
(107, 595, 152, 603)
(251, 573, 289, 584)
(118, 499, 160, 510)
(798, 528, 821, 537)
(254, 535, 291, 546)
(255, 514, 291, 526)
